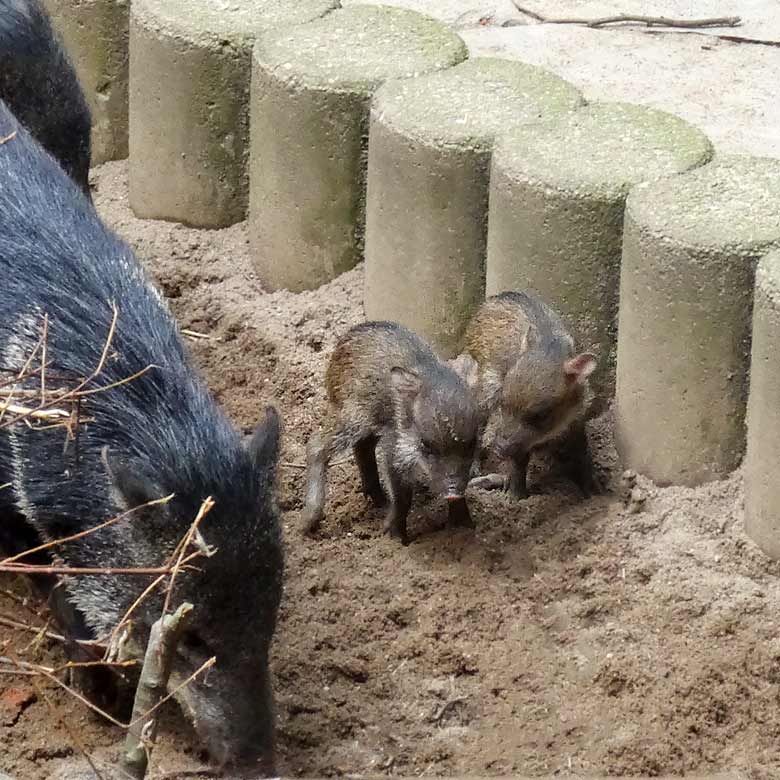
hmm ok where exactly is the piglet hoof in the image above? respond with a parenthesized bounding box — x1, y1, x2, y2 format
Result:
(448, 498, 475, 529)
(468, 473, 508, 492)
(299, 508, 323, 536)
(366, 486, 388, 509)
(508, 481, 529, 500)
(383, 516, 409, 546)
(571, 465, 606, 499)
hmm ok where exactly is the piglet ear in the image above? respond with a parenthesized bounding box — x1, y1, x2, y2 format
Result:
(563, 353, 597, 384)
(449, 353, 480, 390)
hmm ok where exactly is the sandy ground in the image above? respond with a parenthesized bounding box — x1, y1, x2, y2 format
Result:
(3, 4, 780, 777)
(2, 160, 780, 780)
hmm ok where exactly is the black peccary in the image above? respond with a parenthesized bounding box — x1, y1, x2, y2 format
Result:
(463, 291, 600, 499)
(0, 0, 92, 196)
(0, 101, 282, 775)
(301, 321, 480, 545)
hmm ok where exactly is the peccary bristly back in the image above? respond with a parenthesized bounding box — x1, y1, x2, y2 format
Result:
(301, 321, 480, 545)
(0, 101, 283, 774)
(0, 0, 92, 196)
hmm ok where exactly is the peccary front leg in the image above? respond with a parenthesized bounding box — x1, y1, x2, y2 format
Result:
(507, 450, 531, 499)
(562, 419, 602, 498)
(381, 442, 413, 545)
(353, 435, 386, 507)
(448, 497, 474, 528)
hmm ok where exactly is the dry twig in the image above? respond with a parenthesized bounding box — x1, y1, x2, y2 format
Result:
(121, 602, 193, 779)
(507, 4, 741, 29)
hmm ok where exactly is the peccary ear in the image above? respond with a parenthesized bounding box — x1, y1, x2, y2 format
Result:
(247, 406, 281, 483)
(101, 446, 163, 510)
(449, 353, 479, 390)
(564, 353, 597, 384)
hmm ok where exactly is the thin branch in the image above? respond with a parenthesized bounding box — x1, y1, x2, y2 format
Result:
(6, 649, 107, 780)
(121, 602, 193, 779)
(0, 563, 187, 577)
(161, 498, 214, 618)
(0, 131, 17, 145)
(127, 656, 216, 730)
(507, 4, 741, 29)
(0, 494, 173, 565)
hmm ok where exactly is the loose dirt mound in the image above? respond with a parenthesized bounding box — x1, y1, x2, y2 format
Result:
(1, 161, 779, 779)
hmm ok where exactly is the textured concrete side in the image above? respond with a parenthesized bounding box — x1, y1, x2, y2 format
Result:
(745, 250, 780, 559)
(364, 57, 582, 356)
(42, 0, 129, 164)
(129, 0, 336, 228)
(248, 5, 467, 293)
(615, 156, 780, 487)
(486, 103, 713, 403)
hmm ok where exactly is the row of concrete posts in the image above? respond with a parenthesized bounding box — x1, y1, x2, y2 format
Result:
(43, 0, 780, 558)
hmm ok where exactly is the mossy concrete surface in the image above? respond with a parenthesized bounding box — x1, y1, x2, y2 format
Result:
(248, 5, 467, 293)
(745, 250, 780, 560)
(43, 0, 129, 164)
(364, 57, 582, 357)
(616, 155, 780, 487)
(129, 0, 336, 228)
(486, 102, 713, 404)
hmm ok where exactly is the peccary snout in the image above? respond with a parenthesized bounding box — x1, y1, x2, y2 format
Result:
(173, 657, 276, 775)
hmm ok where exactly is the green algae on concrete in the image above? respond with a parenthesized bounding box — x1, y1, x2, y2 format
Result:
(43, 0, 129, 164)
(248, 5, 467, 293)
(486, 102, 713, 404)
(129, 0, 337, 229)
(745, 250, 780, 560)
(364, 57, 583, 357)
(616, 155, 780, 488)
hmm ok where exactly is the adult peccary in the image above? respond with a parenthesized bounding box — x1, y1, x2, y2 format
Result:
(0, 101, 282, 774)
(301, 321, 480, 545)
(463, 291, 600, 499)
(0, 0, 92, 196)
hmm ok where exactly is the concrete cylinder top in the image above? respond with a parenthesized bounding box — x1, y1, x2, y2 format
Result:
(364, 57, 582, 356)
(616, 155, 780, 487)
(136, 0, 338, 41)
(248, 4, 467, 293)
(253, 5, 467, 94)
(370, 57, 583, 147)
(486, 102, 713, 401)
(129, 0, 337, 229)
(745, 250, 780, 560)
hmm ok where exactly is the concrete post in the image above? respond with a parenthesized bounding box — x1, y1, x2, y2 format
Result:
(745, 250, 780, 559)
(248, 5, 467, 293)
(616, 156, 780, 486)
(364, 58, 582, 357)
(486, 103, 713, 401)
(129, 0, 337, 228)
(42, 0, 129, 164)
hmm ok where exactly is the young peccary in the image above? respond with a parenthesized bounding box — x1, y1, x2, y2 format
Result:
(0, 102, 281, 774)
(0, 0, 92, 197)
(463, 291, 600, 499)
(301, 322, 480, 545)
